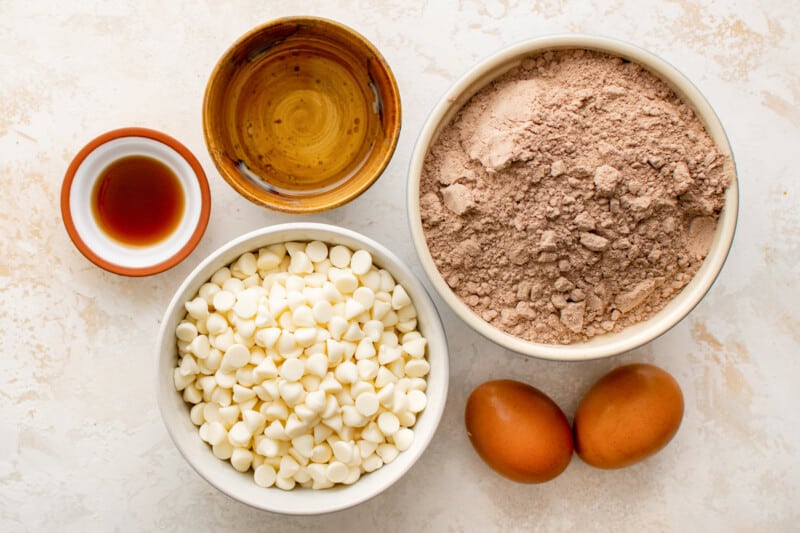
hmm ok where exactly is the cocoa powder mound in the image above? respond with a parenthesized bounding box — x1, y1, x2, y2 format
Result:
(419, 50, 731, 344)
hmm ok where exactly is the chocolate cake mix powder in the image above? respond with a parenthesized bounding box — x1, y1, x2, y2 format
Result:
(419, 49, 731, 344)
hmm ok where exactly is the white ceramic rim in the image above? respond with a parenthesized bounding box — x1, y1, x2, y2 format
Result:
(68, 137, 203, 268)
(155, 222, 449, 515)
(407, 34, 739, 361)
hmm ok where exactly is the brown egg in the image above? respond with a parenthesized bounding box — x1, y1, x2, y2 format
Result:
(464, 380, 573, 483)
(574, 363, 684, 469)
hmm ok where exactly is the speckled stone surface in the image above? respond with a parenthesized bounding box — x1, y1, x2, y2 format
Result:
(1, 1, 798, 530)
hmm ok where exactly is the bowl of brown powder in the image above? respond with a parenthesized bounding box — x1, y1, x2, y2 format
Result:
(408, 35, 738, 360)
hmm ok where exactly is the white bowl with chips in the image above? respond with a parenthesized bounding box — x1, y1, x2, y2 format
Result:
(156, 222, 448, 514)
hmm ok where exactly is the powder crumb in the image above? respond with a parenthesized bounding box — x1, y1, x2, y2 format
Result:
(560, 302, 586, 333)
(419, 49, 731, 344)
(579, 232, 610, 252)
(615, 279, 657, 313)
(551, 160, 567, 177)
(441, 183, 474, 215)
(540, 230, 558, 251)
(594, 165, 621, 196)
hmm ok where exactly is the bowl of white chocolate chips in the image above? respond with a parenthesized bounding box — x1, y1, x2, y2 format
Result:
(156, 223, 448, 514)
(408, 35, 738, 360)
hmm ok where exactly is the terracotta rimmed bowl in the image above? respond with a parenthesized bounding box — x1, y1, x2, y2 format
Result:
(156, 223, 449, 514)
(61, 127, 211, 277)
(203, 17, 401, 214)
(407, 34, 739, 361)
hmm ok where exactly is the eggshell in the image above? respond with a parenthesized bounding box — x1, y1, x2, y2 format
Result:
(573, 363, 684, 469)
(464, 379, 573, 483)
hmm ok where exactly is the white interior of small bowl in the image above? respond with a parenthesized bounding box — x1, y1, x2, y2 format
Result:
(407, 34, 739, 361)
(155, 223, 449, 514)
(68, 136, 203, 268)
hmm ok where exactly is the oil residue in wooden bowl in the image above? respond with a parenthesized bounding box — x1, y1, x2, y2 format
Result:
(219, 38, 384, 196)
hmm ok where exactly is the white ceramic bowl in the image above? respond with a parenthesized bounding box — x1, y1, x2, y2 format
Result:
(407, 35, 739, 361)
(61, 127, 211, 276)
(156, 223, 449, 514)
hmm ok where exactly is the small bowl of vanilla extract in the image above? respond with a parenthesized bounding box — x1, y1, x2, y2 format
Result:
(203, 17, 402, 213)
(61, 127, 211, 276)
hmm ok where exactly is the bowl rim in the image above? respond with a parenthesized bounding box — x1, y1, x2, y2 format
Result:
(155, 222, 449, 514)
(60, 127, 211, 277)
(202, 16, 402, 214)
(406, 33, 739, 361)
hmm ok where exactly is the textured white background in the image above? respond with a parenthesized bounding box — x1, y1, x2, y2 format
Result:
(1, 1, 798, 531)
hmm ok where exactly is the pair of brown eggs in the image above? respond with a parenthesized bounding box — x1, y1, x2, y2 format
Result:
(464, 363, 684, 483)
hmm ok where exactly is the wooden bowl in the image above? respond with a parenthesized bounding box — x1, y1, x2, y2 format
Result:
(203, 17, 401, 214)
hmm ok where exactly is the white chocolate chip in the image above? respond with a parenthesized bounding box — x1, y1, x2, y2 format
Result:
(176, 321, 198, 342)
(233, 288, 260, 319)
(355, 392, 380, 417)
(304, 353, 329, 378)
(405, 359, 431, 378)
(329, 246, 352, 268)
(355, 338, 376, 360)
(375, 366, 398, 388)
(221, 344, 250, 371)
(288, 251, 314, 275)
(304, 390, 327, 413)
(391, 285, 411, 310)
(275, 476, 296, 491)
(393, 428, 414, 451)
(279, 358, 305, 382)
(305, 241, 328, 263)
(204, 421, 227, 446)
(407, 389, 427, 413)
(242, 410, 266, 435)
(350, 249, 373, 275)
(402, 337, 427, 359)
(205, 313, 228, 336)
(362, 453, 383, 473)
(326, 461, 349, 483)
(185, 297, 210, 320)
(284, 414, 307, 439)
(219, 404, 239, 429)
(212, 441, 233, 460)
(294, 404, 317, 424)
(228, 421, 253, 447)
(279, 382, 305, 407)
(199, 283, 221, 305)
(212, 291, 235, 312)
(312, 300, 333, 323)
(327, 316, 348, 340)
(329, 268, 358, 294)
(190, 403, 206, 426)
(377, 412, 400, 436)
(183, 385, 202, 404)
(334, 361, 358, 384)
(376, 443, 399, 464)
(344, 298, 367, 320)
(254, 464, 277, 487)
(253, 358, 278, 382)
(264, 420, 288, 441)
(357, 359, 379, 381)
(377, 345, 402, 365)
(279, 455, 300, 478)
(291, 434, 314, 458)
(397, 411, 416, 427)
(294, 327, 317, 347)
